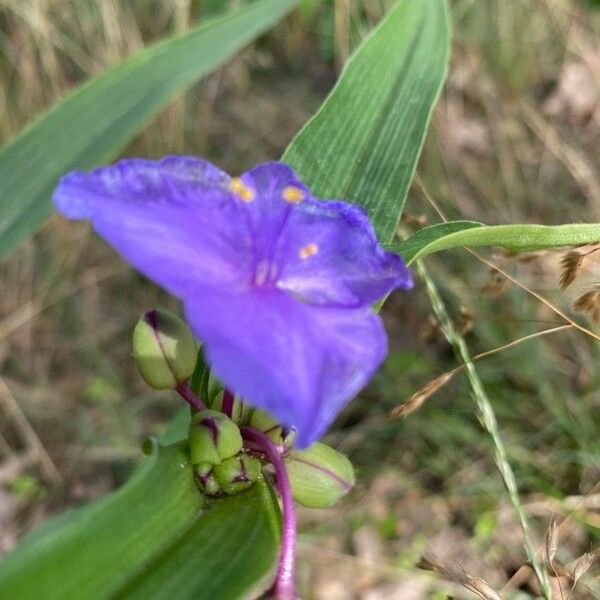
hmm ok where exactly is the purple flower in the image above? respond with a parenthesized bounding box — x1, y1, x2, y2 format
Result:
(53, 157, 412, 447)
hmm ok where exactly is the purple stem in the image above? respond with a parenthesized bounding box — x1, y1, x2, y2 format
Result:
(222, 389, 235, 418)
(241, 426, 296, 600)
(176, 383, 206, 411)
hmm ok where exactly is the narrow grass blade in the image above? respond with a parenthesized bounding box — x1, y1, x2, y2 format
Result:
(415, 260, 552, 598)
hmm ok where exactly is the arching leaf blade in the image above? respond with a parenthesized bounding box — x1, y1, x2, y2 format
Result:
(0, 442, 280, 600)
(283, 0, 450, 244)
(0, 0, 297, 260)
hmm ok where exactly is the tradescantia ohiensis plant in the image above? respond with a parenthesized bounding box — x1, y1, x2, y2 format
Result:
(52, 158, 413, 597)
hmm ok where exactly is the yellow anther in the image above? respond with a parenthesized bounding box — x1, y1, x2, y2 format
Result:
(229, 178, 254, 202)
(299, 243, 319, 259)
(282, 186, 305, 204)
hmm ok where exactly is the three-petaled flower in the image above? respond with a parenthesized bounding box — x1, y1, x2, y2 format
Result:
(53, 158, 412, 447)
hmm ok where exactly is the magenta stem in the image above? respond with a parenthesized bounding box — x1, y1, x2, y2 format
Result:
(176, 383, 206, 411)
(241, 426, 296, 600)
(222, 389, 235, 418)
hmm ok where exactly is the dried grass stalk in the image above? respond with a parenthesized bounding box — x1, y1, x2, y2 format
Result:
(418, 554, 502, 600)
(545, 516, 559, 564)
(570, 552, 596, 586)
(560, 251, 584, 289)
(573, 288, 600, 322)
(389, 371, 455, 418)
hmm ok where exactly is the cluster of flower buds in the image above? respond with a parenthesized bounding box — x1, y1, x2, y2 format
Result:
(132, 308, 355, 507)
(188, 409, 262, 496)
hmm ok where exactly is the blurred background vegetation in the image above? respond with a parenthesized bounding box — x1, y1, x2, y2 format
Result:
(0, 0, 599, 597)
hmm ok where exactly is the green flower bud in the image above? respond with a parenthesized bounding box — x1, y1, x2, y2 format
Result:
(206, 371, 224, 405)
(249, 409, 294, 445)
(188, 410, 243, 465)
(213, 454, 262, 495)
(286, 442, 355, 508)
(132, 309, 197, 390)
(194, 463, 221, 496)
(209, 390, 252, 424)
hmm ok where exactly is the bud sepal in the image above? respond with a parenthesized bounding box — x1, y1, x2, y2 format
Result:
(194, 462, 222, 496)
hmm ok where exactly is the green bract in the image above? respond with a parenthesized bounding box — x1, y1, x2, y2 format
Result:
(132, 309, 197, 390)
(286, 442, 355, 508)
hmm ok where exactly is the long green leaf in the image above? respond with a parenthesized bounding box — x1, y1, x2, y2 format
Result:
(0, 0, 296, 260)
(283, 0, 450, 243)
(390, 220, 483, 262)
(394, 222, 600, 264)
(0, 442, 279, 600)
